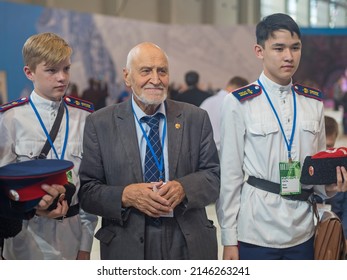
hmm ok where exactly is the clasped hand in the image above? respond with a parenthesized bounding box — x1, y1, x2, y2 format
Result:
(122, 180, 186, 217)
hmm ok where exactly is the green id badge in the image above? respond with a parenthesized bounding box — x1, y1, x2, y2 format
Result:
(279, 161, 301, 195)
(66, 170, 73, 184)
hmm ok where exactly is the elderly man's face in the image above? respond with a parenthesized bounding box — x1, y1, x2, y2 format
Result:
(124, 44, 169, 106)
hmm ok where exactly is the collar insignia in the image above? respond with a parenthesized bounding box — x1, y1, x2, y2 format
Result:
(0, 97, 29, 113)
(232, 84, 262, 102)
(292, 83, 323, 101)
(64, 96, 94, 112)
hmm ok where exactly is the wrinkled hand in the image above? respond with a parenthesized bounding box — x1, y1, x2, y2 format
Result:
(326, 166, 347, 195)
(157, 180, 186, 209)
(223, 245, 239, 260)
(35, 184, 69, 218)
(122, 182, 172, 217)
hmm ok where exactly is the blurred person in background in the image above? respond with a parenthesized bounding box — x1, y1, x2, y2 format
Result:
(200, 76, 249, 153)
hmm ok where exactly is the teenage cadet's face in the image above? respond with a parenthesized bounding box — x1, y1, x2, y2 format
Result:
(24, 59, 71, 101)
(254, 29, 301, 86)
(123, 44, 169, 108)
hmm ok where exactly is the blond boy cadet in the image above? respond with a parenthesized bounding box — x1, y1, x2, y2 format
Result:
(0, 32, 97, 259)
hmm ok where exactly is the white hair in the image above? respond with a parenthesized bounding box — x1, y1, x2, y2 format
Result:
(125, 42, 169, 71)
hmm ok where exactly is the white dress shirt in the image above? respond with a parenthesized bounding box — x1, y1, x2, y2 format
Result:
(216, 72, 327, 248)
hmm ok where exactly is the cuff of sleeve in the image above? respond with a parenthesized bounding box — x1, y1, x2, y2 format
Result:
(221, 228, 238, 246)
(314, 184, 334, 200)
(79, 229, 95, 252)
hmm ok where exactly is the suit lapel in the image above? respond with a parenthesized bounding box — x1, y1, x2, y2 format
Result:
(115, 99, 143, 182)
(165, 100, 183, 180)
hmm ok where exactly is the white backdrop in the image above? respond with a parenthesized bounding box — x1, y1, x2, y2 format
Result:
(36, 8, 262, 102)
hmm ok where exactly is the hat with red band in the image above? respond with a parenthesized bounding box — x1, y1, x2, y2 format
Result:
(0, 159, 74, 205)
(300, 147, 347, 185)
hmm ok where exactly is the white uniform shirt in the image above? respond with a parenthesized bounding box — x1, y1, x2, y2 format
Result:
(200, 89, 229, 152)
(216, 72, 327, 248)
(0, 91, 97, 259)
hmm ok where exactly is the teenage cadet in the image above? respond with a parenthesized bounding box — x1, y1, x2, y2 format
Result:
(217, 13, 347, 260)
(0, 32, 97, 259)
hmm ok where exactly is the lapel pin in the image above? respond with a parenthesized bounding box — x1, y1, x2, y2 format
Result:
(175, 123, 181, 129)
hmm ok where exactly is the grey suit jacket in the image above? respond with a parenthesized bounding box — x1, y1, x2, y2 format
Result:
(79, 98, 220, 259)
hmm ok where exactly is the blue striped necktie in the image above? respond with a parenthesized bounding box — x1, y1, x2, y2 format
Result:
(142, 114, 164, 182)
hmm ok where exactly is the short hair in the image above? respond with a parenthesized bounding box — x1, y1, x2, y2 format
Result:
(324, 115, 338, 137)
(256, 13, 301, 47)
(126, 44, 141, 71)
(228, 76, 249, 88)
(22, 32, 72, 71)
(185, 71, 199, 86)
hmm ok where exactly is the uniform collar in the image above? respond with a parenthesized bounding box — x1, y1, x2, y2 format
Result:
(259, 72, 292, 98)
(30, 91, 62, 111)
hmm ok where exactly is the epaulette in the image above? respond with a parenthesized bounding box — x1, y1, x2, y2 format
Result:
(232, 84, 262, 102)
(0, 97, 29, 113)
(292, 84, 323, 101)
(64, 96, 94, 112)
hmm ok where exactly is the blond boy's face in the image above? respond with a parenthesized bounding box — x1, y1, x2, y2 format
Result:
(24, 58, 71, 101)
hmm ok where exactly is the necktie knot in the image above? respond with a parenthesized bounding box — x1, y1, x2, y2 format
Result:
(141, 114, 161, 130)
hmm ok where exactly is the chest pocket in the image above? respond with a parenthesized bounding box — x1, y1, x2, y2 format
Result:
(301, 120, 320, 135)
(64, 142, 83, 179)
(247, 122, 279, 150)
(300, 120, 320, 149)
(248, 122, 279, 137)
(14, 140, 44, 161)
(65, 142, 83, 161)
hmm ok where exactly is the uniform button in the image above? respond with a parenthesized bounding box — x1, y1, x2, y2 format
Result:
(139, 237, 144, 243)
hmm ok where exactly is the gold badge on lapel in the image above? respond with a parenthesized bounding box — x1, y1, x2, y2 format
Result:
(175, 123, 181, 129)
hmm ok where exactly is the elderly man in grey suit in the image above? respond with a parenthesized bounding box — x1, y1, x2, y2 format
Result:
(78, 42, 220, 260)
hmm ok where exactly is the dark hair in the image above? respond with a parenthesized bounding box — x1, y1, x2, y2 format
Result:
(185, 71, 199, 86)
(256, 13, 301, 47)
(324, 116, 338, 137)
(228, 76, 249, 88)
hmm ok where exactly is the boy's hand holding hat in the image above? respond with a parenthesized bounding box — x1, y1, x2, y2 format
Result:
(34, 184, 69, 219)
(0, 159, 74, 216)
(300, 147, 347, 192)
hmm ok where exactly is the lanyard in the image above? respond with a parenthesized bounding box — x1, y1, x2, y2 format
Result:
(258, 79, 297, 161)
(132, 105, 166, 180)
(29, 98, 69, 160)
